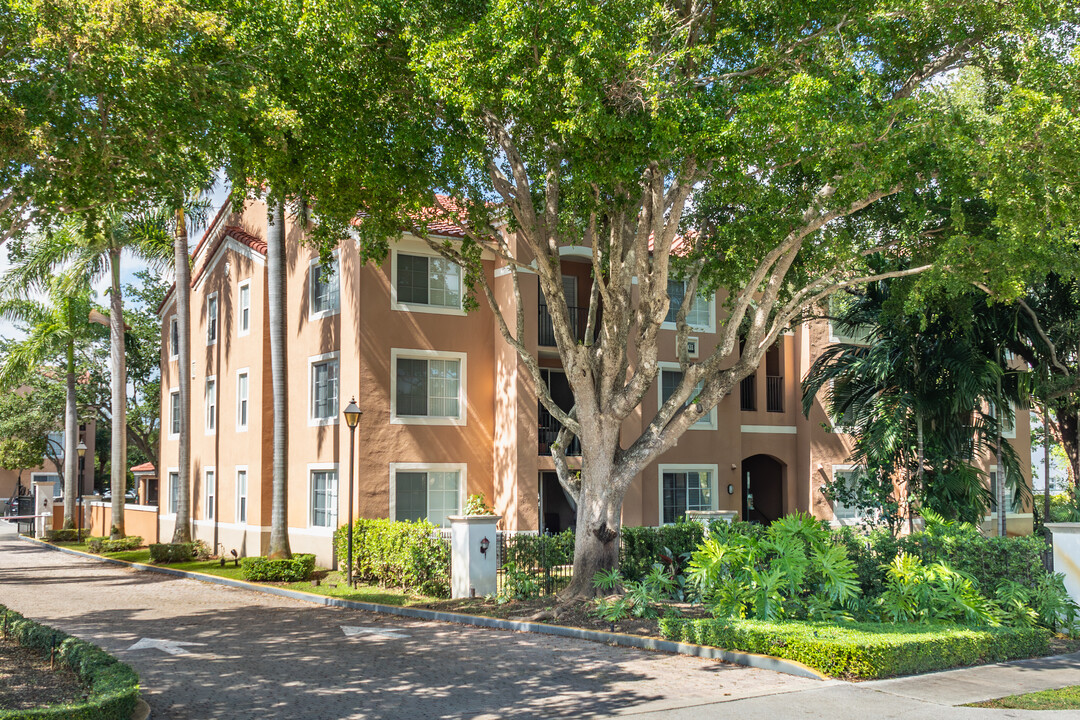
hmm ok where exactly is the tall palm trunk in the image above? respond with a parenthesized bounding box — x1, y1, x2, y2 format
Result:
(109, 245, 127, 538)
(172, 208, 193, 543)
(63, 326, 77, 529)
(267, 199, 291, 559)
(996, 348, 1006, 537)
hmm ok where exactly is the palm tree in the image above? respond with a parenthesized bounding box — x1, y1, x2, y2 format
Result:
(9, 210, 172, 537)
(266, 197, 292, 559)
(170, 206, 194, 543)
(0, 271, 97, 528)
(803, 283, 1025, 526)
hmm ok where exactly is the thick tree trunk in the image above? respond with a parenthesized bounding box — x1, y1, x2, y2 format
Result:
(558, 425, 626, 601)
(109, 246, 127, 538)
(267, 199, 292, 559)
(63, 335, 78, 528)
(172, 208, 193, 543)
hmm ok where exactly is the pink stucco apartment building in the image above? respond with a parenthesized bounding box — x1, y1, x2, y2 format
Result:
(152, 198, 1034, 565)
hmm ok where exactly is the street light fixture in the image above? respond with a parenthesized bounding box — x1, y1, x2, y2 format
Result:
(342, 398, 362, 588)
(76, 441, 87, 540)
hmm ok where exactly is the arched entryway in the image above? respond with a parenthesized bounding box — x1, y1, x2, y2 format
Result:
(742, 454, 785, 524)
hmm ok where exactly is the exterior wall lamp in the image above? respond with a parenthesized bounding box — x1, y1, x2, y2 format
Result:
(480, 536, 490, 557)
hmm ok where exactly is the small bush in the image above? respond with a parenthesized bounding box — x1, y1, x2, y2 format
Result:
(620, 523, 704, 581)
(149, 542, 195, 564)
(334, 518, 450, 597)
(0, 604, 139, 719)
(658, 617, 1050, 679)
(85, 536, 143, 554)
(44, 529, 83, 543)
(240, 554, 316, 583)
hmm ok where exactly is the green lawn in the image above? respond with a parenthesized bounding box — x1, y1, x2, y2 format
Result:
(968, 685, 1080, 710)
(45, 540, 433, 606)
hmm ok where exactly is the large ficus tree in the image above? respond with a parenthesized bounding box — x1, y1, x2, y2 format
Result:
(236, 0, 1079, 598)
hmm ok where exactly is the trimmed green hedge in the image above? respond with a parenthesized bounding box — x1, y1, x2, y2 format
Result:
(334, 518, 450, 597)
(240, 554, 316, 582)
(0, 605, 139, 719)
(87, 536, 142, 554)
(149, 542, 195, 563)
(659, 617, 1050, 679)
(620, 523, 704, 580)
(44, 529, 84, 543)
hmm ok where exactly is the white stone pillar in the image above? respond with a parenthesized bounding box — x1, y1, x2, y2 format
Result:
(33, 480, 56, 538)
(450, 515, 501, 599)
(686, 509, 739, 536)
(1046, 523, 1080, 606)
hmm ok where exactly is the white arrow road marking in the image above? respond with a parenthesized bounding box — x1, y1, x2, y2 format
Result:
(341, 625, 409, 640)
(127, 638, 208, 655)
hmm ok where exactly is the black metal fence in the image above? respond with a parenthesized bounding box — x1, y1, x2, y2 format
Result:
(538, 304, 591, 347)
(496, 530, 575, 597)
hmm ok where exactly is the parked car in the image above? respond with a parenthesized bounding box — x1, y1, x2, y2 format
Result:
(100, 489, 139, 503)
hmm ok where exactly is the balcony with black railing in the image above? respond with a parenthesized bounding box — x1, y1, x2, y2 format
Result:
(538, 303, 592, 347)
(538, 403, 582, 456)
(740, 374, 756, 411)
(766, 375, 784, 413)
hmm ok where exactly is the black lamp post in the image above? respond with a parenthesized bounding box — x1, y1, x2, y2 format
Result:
(76, 441, 87, 540)
(342, 398, 362, 587)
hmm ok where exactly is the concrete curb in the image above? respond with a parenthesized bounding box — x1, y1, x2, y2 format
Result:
(21, 534, 826, 681)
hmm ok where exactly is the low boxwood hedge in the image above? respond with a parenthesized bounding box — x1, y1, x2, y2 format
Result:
(149, 542, 195, 563)
(0, 604, 139, 720)
(658, 617, 1050, 679)
(334, 518, 450, 597)
(44, 529, 85, 543)
(87, 536, 142, 554)
(240, 554, 316, 582)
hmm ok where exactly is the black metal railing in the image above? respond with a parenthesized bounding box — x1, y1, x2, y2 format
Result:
(538, 404, 582, 456)
(538, 303, 591, 347)
(766, 375, 784, 413)
(497, 530, 575, 597)
(740, 374, 756, 411)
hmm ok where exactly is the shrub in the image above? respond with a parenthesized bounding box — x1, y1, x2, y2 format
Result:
(505, 530, 575, 571)
(334, 518, 450, 597)
(0, 604, 139, 720)
(44, 529, 83, 543)
(464, 493, 495, 515)
(658, 617, 1050, 679)
(149, 542, 195, 564)
(620, 523, 704, 581)
(85, 536, 142, 554)
(687, 512, 861, 622)
(240, 554, 316, 582)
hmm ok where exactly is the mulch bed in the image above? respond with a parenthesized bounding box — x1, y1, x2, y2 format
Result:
(420, 596, 712, 638)
(0, 638, 89, 710)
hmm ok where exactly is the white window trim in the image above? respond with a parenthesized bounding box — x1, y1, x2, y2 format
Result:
(235, 465, 249, 525)
(828, 379, 855, 435)
(657, 463, 720, 525)
(390, 348, 468, 426)
(661, 281, 715, 334)
(985, 464, 1025, 519)
(307, 462, 340, 533)
(990, 401, 1018, 439)
(205, 375, 217, 435)
(168, 387, 180, 440)
(828, 464, 871, 526)
(388, 462, 467, 526)
(236, 368, 250, 433)
(308, 352, 341, 427)
(828, 296, 872, 345)
(169, 316, 179, 360)
(206, 292, 219, 346)
(307, 251, 342, 321)
(390, 243, 466, 316)
(204, 466, 216, 521)
(238, 279, 252, 337)
(165, 467, 180, 518)
(657, 362, 717, 431)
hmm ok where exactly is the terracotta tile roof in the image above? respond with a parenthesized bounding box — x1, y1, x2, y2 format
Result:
(131, 462, 155, 473)
(351, 194, 473, 239)
(158, 221, 268, 315)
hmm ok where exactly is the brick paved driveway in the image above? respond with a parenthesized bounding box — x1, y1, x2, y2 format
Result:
(0, 527, 817, 719)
